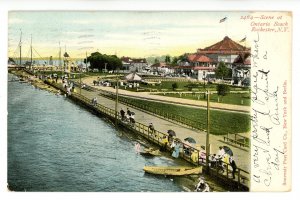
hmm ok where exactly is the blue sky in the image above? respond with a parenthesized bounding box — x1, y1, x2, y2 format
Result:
(8, 11, 250, 59)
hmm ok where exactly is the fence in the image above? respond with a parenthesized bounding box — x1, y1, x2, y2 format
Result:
(223, 133, 250, 148)
(99, 91, 206, 131)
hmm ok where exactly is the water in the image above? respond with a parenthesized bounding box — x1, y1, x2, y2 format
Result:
(7, 74, 226, 192)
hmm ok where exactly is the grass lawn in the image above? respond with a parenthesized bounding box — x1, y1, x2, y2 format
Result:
(119, 96, 250, 135)
(157, 93, 251, 106)
(119, 81, 249, 93)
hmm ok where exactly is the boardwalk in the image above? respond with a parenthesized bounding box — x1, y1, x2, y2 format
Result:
(74, 84, 250, 173)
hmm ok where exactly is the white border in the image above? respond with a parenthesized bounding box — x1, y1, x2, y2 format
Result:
(1, 0, 299, 199)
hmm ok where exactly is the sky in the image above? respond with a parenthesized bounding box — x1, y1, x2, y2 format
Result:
(8, 11, 251, 59)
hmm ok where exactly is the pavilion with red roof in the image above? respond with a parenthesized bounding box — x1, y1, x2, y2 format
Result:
(197, 36, 250, 66)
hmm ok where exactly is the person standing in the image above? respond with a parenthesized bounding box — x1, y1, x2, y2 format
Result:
(217, 146, 225, 159)
(148, 123, 154, 133)
(229, 156, 237, 179)
(134, 142, 140, 154)
(120, 108, 125, 121)
(172, 141, 180, 158)
(127, 108, 131, 116)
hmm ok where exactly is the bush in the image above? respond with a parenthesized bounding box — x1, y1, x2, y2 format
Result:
(217, 84, 230, 96)
(171, 82, 178, 91)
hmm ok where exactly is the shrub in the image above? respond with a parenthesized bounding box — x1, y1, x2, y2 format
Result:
(171, 82, 178, 91)
(217, 84, 230, 96)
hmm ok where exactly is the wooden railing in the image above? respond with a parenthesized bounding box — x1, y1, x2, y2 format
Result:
(223, 133, 250, 148)
(99, 91, 206, 131)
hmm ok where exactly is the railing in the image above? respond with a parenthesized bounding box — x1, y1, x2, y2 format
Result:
(223, 133, 250, 148)
(207, 159, 250, 188)
(99, 91, 206, 131)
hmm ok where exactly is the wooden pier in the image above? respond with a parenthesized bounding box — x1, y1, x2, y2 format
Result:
(44, 79, 250, 191)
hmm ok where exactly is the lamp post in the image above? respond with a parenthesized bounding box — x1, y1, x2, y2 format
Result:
(79, 70, 82, 95)
(205, 90, 210, 173)
(115, 67, 120, 125)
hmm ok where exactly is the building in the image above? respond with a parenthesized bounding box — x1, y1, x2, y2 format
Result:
(175, 54, 216, 80)
(150, 62, 174, 75)
(121, 57, 148, 72)
(232, 52, 251, 86)
(197, 36, 250, 68)
(176, 36, 250, 81)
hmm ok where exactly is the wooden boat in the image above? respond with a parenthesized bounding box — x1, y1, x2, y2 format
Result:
(143, 166, 202, 176)
(140, 148, 161, 156)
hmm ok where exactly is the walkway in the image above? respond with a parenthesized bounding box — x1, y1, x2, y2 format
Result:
(76, 86, 250, 172)
(81, 77, 250, 113)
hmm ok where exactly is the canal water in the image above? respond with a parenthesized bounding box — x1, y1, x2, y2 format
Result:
(7, 74, 226, 192)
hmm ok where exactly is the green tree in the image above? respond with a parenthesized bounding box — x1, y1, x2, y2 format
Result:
(216, 84, 230, 96)
(215, 62, 229, 80)
(165, 55, 171, 63)
(154, 58, 159, 64)
(171, 56, 178, 66)
(171, 82, 178, 91)
(87, 52, 122, 72)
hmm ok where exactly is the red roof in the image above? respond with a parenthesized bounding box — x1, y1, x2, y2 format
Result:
(198, 36, 250, 54)
(187, 54, 213, 63)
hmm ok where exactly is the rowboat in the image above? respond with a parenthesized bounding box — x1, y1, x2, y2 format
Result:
(140, 148, 161, 156)
(143, 166, 202, 176)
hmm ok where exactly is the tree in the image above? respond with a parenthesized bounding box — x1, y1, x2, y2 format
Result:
(87, 52, 122, 72)
(171, 82, 178, 91)
(154, 58, 159, 64)
(215, 62, 229, 80)
(216, 84, 230, 96)
(165, 55, 171, 63)
(171, 56, 178, 66)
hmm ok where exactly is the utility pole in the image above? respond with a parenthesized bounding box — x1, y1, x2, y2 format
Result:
(59, 41, 62, 76)
(85, 51, 88, 69)
(206, 90, 210, 173)
(115, 67, 120, 125)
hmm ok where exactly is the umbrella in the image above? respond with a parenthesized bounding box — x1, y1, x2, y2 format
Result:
(223, 146, 233, 156)
(167, 130, 176, 137)
(184, 137, 196, 144)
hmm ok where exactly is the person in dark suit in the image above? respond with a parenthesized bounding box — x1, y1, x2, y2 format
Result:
(229, 156, 237, 179)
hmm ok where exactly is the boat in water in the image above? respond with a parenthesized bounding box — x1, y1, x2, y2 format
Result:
(140, 148, 161, 156)
(143, 166, 202, 176)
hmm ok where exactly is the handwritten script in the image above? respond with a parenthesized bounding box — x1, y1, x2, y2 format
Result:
(251, 32, 286, 187)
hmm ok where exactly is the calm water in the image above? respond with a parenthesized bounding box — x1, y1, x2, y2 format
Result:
(7, 74, 225, 192)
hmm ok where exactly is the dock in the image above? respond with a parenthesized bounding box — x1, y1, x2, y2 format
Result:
(43, 78, 250, 191)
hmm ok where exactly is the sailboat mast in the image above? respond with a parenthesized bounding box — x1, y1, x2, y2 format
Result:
(86, 51, 87, 69)
(30, 34, 33, 69)
(19, 29, 22, 66)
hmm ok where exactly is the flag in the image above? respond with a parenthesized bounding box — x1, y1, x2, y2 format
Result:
(219, 17, 227, 23)
(240, 37, 246, 42)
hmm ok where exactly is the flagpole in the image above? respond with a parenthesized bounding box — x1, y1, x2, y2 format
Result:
(226, 17, 228, 36)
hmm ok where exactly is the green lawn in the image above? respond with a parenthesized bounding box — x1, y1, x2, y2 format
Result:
(118, 96, 250, 135)
(119, 81, 249, 93)
(156, 93, 251, 106)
